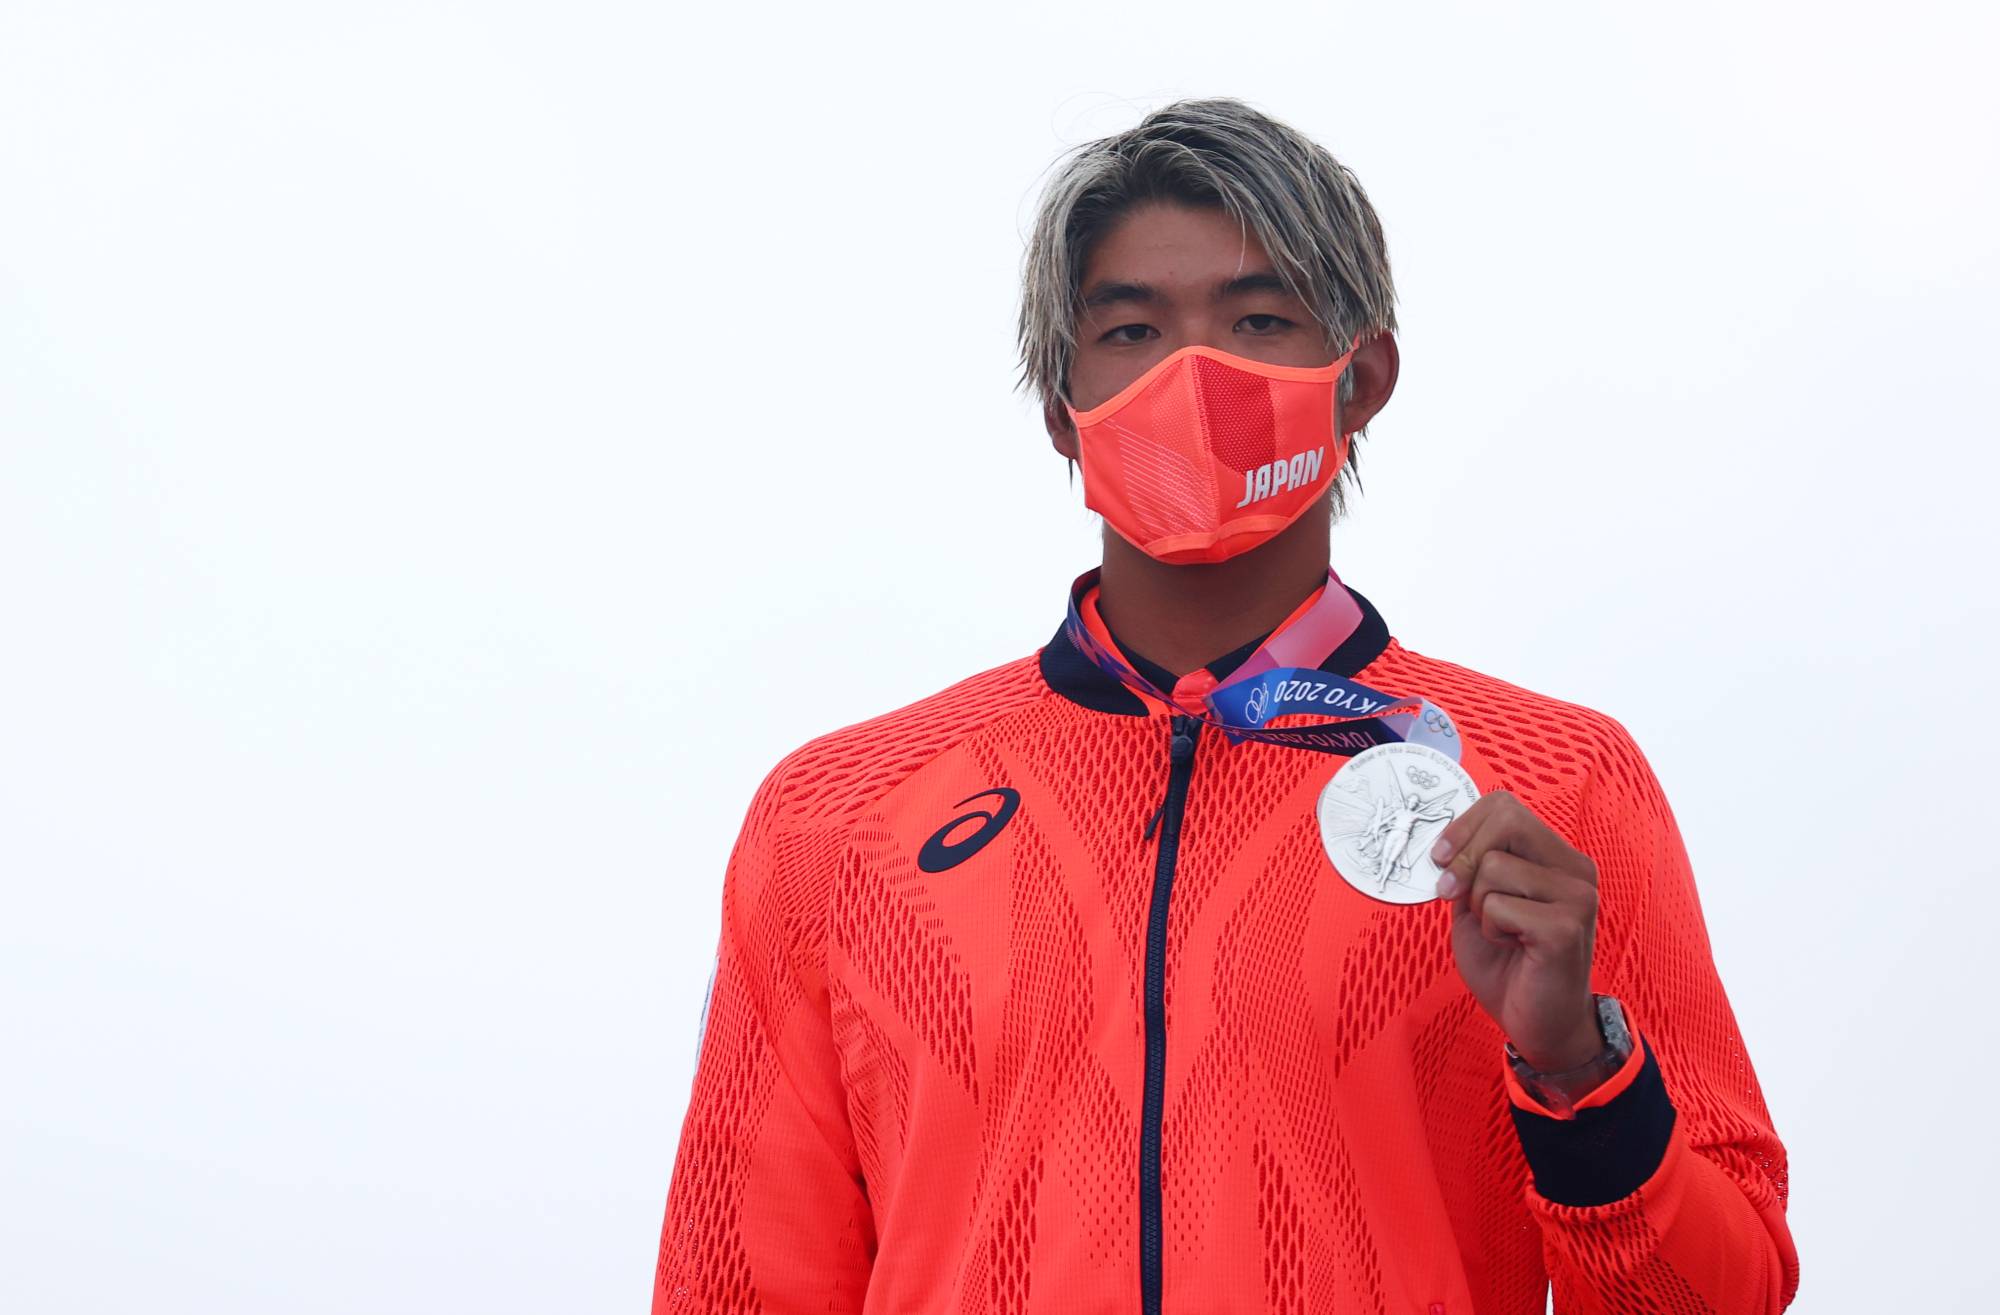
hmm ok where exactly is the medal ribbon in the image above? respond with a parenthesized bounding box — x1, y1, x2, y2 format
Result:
(1062, 567, 1463, 758)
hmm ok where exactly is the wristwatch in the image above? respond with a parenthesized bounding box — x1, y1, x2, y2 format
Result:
(1506, 994, 1633, 1117)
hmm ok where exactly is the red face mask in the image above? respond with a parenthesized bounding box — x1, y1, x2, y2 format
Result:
(1064, 335, 1362, 564)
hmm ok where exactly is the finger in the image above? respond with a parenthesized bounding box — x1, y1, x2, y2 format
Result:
(1466, 849, 1594, 929)
(1434, 795, 1517, 900)
(1428, 794, 1489, 876)
(1433, 791, 1590, 894)
(1480, 890, 1595, 959)
(1468, 792, 1577, 870)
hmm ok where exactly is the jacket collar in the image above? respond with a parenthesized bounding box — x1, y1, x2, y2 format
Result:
(1038, 571, 1392, 717)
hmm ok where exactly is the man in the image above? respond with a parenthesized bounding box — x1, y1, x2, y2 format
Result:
(652, 98, 1797, 1314)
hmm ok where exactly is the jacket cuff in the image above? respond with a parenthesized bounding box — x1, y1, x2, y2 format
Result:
(1503, 1010, 1647, 1119)
(1506, 1032, 1677, 1207)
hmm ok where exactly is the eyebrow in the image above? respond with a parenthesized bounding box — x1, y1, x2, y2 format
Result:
(1217, 272, 1294, 299)
(1080, 280, 1157, 309)
(1079, 271, 1298, 309)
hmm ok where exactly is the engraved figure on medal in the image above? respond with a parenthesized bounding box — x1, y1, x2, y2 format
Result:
(1316, 742, 1481, 904)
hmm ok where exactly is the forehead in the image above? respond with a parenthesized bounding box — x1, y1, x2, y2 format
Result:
(1079, 199, 1283, 292)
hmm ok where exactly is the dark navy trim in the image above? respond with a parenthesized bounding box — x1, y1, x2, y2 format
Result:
(1320, 584, 1390, 680)
(1121, 628, 1266, 691)
(1139, 714, 1201, 1315)
(1510, 1035, 1678, 1208)
(1038, 580, 1392, 714)
(1037, 624, 1149, 714)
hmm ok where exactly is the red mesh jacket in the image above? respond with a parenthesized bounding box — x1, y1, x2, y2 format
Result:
(651, 575, 1798, 1314)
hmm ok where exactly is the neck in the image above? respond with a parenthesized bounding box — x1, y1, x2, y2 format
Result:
(1093, 510, 1333, 678)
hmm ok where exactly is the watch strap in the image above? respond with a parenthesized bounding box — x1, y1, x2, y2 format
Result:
(1506, 994, 1636, 1118)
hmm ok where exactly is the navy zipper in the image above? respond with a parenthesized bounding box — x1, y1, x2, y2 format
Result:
(1140, 713, 1201, 1315)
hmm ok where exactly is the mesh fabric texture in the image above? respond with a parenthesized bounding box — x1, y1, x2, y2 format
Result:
(652, 626, 1795, 1314)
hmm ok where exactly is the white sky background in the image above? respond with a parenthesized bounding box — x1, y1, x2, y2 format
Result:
(3, 1, 1995, 1310)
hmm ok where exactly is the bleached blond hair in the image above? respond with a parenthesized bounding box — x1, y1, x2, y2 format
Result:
(1018, 97, 1399, 511)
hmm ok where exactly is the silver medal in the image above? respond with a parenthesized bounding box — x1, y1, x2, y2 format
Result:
(1316, 741, 1480, 904)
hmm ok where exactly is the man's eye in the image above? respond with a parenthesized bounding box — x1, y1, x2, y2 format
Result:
(1237, 314, 1292, 334)
(1101, 323, 1157, 345)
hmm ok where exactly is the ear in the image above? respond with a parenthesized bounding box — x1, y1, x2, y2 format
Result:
(1338, 331, 1401, 433)
(1044, 402, 1080, 461)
